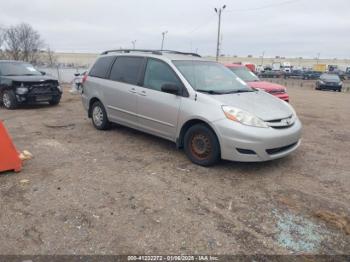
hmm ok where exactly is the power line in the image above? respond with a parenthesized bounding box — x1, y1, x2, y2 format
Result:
(187, 15, 216, 35)
(186, 0, 301, 36)
(226, 0, 301, 12)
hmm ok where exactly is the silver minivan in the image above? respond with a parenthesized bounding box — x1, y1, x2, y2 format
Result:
(81, 50, 302, 166)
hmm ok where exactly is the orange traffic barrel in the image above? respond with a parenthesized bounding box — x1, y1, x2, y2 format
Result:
(0, 121, 22, 173)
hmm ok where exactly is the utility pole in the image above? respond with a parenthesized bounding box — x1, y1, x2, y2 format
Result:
(161, 31, 168, 51)
(261, 51, 265, 66)
(215, 5, 226, 61)
(131, 40, 137, 49)
(316, 52, 320, 64)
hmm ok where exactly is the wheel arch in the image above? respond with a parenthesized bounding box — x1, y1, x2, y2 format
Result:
(177, 118, 221, 151)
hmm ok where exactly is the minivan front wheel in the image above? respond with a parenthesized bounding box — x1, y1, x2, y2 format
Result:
(91, 101, 110, 130)
(184, 124, 220, 166)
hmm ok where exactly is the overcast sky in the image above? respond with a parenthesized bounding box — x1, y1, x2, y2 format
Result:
(0, 0, 349, 58)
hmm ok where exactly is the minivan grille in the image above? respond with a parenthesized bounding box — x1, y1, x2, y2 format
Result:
(266, 116, 295, 129)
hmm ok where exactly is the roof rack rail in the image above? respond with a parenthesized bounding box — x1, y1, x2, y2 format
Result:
(101, 49, 162, 55)
(100, 49, 201, 57)
(157, 50, 201, 57)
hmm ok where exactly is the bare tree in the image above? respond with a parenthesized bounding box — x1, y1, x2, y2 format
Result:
(4, 25, 22, 60)
(0, 26, 4, 59)
(46, 47, 57, 66)
(0, 26, 4, 48)
(3, 23, 44, 63)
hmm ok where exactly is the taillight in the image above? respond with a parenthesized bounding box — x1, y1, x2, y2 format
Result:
(82, 74, 88, 84)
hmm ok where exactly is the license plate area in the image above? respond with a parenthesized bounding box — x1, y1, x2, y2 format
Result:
(36, 96, 52, 102)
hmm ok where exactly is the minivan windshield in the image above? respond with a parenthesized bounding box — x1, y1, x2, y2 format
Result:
(173, 61, 253, 94)
(0, 62, 41, 76)
(229, 67, 260, 82)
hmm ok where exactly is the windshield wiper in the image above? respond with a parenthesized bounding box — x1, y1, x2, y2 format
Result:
(222, 89, 255, 94)
(196, 89, 224, 95)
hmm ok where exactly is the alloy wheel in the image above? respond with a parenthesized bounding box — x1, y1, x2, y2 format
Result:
(92, 106, 104, 127)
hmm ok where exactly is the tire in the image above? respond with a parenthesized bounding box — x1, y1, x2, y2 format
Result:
(49, 95, 61, 105)
(91, 101, 110, 130)
(184, 124, 220, 166)
(338, 88, 342, 92)
(2, 90, 18, 109)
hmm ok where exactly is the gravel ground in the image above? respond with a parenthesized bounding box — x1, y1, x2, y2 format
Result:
(0, 80, 349, 255)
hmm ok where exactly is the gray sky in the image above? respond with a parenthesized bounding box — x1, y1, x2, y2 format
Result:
(0, 0, 349, 58)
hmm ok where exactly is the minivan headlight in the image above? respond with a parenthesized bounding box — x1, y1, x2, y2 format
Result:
(16, 87, 29, 95)
(222, 106, 268, 128)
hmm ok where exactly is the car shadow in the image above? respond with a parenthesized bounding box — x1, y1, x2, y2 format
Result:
(107, 122, 293, 172)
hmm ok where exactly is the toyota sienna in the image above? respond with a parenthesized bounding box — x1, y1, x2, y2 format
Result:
(81, 50, 302, 166)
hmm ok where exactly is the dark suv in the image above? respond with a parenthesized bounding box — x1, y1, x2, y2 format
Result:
(0, 60, 62, 109)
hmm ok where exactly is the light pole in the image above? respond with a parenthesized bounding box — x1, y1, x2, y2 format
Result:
(261, 51, 265, 66)
(131, 40, 137, 49)
(316, 52, 320, 64)
(161, 31, 168, 50)
(215, 5, 226, 61)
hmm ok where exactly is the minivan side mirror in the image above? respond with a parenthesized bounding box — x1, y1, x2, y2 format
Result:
(40, 71, 46, 76)
(161, 83, 181, 95)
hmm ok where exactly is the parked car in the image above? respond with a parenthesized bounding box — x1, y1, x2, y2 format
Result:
(303, 71, 322, 80)
(225, 64, 289, 102)
(329, 70, 346, 81)
(316, 73, 342, 92)
(81, 49, 302, 166)
(284, 69, 304, 79)
(0, 61, 62, 109)
(346, 68, 350, 79)
(259, 70, 285, 78)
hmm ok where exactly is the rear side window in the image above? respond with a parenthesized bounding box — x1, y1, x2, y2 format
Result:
(89, 56, 115, 79)
(109, 56, 144, 85)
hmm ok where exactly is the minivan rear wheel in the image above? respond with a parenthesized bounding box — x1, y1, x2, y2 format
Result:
(91, 101, 110, 130)
(184, 124, 220, 166)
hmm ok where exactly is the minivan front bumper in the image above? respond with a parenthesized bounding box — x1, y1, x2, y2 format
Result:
(214, 118, 302, 162)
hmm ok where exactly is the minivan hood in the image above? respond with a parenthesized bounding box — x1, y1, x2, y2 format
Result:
(209, 91, 292, 121)
(1, 75, 57, 82)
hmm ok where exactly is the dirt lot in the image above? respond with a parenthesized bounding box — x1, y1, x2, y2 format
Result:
(0, 80, 349, 255)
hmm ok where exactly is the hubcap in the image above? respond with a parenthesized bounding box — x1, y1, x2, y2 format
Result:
(190, 133, 212, 160)
(3, 93, 11, 108)
(92, 106, 104, 126)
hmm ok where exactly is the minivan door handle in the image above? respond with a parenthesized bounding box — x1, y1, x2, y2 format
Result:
(129, 88, 137, 94)
(138, 90, 147, 96)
